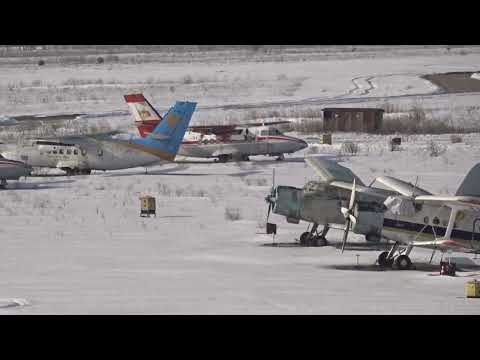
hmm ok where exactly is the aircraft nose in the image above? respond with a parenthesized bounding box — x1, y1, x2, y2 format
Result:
(298, 139, 308, 150)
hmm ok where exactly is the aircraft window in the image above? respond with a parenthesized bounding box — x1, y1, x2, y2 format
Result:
(260, 130, 268, 136)
(67, 149, 71, 155)
(52, 150, 57, 154)
(433, 217, 440, 225)
(423, 216, 429, 224)
(269, 128, 281, 135)
(59, 149, 64, 155)
(74, 150, 78, 155)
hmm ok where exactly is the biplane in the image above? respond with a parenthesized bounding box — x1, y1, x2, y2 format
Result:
(265, 156, 480, 270)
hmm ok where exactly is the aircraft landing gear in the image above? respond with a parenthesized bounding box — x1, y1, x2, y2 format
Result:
(0, 179, 7, 189)
(217, 154, 231, 163)
(377, 242, 413, 270)
(241, 155, 250, 161)
(64, 168, 92, 176)
(299, 223, 329, 247)
(276, 154, 285, 161)
(395, 255, 412, 270)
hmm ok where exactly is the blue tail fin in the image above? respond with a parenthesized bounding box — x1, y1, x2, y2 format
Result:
(130, 101, 196, 160)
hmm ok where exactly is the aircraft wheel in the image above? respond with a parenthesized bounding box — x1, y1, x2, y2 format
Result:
(218, 155, 230, 163)
(377, 251, 394, 267)
(241, 155, 250, 161)
(316, 236, 327, 247)
(276, 154, 285, 161)
(82, 169, 92, 175)
(395, 255, 412, 270)
(300, 232, 310, 246)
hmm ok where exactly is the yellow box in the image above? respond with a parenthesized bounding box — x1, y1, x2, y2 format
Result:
(140, 195, 156, 217)
(321, 134, 332, 145)
(465, 280, 480, 298)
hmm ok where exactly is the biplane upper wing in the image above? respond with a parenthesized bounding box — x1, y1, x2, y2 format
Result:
(374, 176, 432, 197)
(305, 156, 365, 185)
(305, 156, 394, 200)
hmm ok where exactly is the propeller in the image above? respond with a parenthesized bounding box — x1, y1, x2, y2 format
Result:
(340, 178, 357, 253)
(265, 168, 276, 224)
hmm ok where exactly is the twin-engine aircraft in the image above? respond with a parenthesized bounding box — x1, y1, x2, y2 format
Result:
(0, 155, 32, 188)
(125, 93, 308, 162)
(1, 101, 197, 175)
(265, 156, 480, 270)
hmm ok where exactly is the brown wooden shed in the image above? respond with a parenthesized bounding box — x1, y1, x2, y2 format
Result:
(322, 108, 384, 133)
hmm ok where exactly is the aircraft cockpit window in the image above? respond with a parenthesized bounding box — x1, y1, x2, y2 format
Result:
(268, 128, 282, 136)
(67, 149, 71, 155)
(260, 130, 268, 136)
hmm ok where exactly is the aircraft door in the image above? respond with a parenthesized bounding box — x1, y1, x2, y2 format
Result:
(471, 218, 480, 251)
(256, 129, 270, 155)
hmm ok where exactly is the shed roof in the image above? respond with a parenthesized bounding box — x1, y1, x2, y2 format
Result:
(322, 108, 384, 113)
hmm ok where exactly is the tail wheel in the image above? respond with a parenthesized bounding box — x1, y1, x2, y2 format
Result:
(395, 255, 412, 270)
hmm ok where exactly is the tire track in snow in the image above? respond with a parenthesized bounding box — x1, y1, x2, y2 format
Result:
(11, 72, 476, 121)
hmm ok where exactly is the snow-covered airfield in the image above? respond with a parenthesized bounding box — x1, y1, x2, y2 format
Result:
(1, 46, 480, 314)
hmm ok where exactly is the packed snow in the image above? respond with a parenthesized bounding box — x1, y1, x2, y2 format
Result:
(1, 46, 480, 314)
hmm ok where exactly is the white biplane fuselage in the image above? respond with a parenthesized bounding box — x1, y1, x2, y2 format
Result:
(267, 156, 480, 269)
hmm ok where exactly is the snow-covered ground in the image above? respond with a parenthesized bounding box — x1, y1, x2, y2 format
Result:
(1, 46, 480, 314)
(1, 134, 480, 314)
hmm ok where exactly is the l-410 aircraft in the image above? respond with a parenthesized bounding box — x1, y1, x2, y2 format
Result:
(265, 156, 480, 270)
(125, 93, 308, 162)
(1, 100, 197, 175)
(0, 155, 32, 188)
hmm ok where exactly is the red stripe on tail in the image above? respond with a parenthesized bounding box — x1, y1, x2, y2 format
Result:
(124, 93, 146, 103)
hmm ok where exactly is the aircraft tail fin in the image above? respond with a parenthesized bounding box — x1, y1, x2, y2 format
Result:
(124, 93, 161, 137)
(455, 163, 480, 196)
(133, 101, 196, 160)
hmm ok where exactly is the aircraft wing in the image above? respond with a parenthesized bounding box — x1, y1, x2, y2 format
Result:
(30, 130, 124, 145)
(409, 239, 473, 252)
(330, 181, 394, 200)
(305, 156, 365, 185)
(189, 125, 237, 135)
(374, 176, 432, 197)
(189, 120, 292, 134)
(414, 195, 480, 211)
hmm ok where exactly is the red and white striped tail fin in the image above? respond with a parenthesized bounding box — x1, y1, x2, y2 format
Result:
(124, 93, 162, 137)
